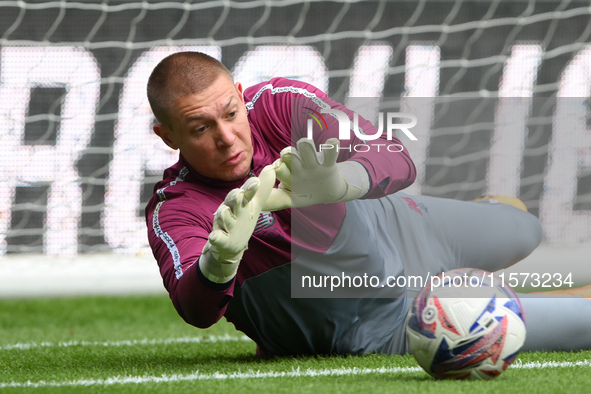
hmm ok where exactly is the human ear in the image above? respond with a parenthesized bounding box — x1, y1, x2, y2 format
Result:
(153, 123, 179, 150)
(235, 82, 244, 102)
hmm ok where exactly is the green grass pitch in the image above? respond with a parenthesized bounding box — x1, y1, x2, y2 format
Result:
(1, 295, 590, 393)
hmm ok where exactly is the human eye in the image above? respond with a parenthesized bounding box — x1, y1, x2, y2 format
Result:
(194, 125, 207, 134)
(227, 109, 238, 119)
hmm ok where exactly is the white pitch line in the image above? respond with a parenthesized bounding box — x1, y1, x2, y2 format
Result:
(1, 360, 590, 388)
(0, 334, 251, 351)
(511, 359, 591, 369)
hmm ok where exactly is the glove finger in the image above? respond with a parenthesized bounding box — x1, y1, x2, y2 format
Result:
(285, 146, 305, 175)
(208, 229, 233, 254)
(322, 138, 340, 167)
(222, 188, 241, 212)
(241, 177, 260, 205)
(296, 138, 321, 168)
(273, 158, 292, 188)
(251, 165, 276, 211)
(279, 146, 297, 172)
(212, 204, 234, 233)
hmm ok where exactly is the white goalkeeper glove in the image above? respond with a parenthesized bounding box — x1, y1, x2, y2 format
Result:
(199, 165, 276, 283)
(262, 138, 370, 212)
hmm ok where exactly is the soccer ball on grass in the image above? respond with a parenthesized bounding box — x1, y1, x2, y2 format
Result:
(405, 268, 526, 380)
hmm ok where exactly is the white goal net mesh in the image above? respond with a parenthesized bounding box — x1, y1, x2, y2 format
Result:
(1, 0, 590, 260)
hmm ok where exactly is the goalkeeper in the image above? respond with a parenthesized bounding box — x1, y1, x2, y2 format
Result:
(145, 51, 591, 356)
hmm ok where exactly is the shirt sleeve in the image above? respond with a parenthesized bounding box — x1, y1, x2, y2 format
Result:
(254, 78, 416, 198)
(145, 186, 233, 329)
(326, 97, 417, 199)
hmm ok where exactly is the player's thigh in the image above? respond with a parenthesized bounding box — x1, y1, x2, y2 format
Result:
(424, 195, 541, 271)
(383, 193, 542, 274)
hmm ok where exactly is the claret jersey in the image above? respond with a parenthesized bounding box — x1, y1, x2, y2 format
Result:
(145, 77, 416, 355)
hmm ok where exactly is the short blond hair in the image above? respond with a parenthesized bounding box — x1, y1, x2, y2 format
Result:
(147, 51, 233, 128)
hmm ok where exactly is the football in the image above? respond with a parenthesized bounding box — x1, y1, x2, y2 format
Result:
(405, 268, 527, 380)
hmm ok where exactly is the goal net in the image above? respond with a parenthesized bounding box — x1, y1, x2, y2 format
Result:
(0, 1, 590, 279)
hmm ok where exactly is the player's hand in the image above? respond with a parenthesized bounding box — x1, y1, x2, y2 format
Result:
(263, 138, 369, 212)
(199, 165, 275, 283)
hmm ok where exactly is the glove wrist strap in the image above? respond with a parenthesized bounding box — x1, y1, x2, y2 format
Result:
(199, 246, 242, 284)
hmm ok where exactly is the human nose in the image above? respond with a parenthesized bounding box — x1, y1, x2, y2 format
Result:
(215, 121, 236, 147)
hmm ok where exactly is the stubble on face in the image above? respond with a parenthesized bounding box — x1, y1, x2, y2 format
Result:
(167, 76, 253, 181)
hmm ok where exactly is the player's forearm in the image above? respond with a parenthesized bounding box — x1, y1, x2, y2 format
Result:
(175, 167, 275, 327)
(350, 141, 417, 198)
(170, 260, 235, 328)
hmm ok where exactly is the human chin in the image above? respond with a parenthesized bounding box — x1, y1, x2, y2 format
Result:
(222, 163, 250, 181)
(217, 154, 250, 180)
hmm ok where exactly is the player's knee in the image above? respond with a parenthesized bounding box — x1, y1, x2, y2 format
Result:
(512, 210, 543, 260)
